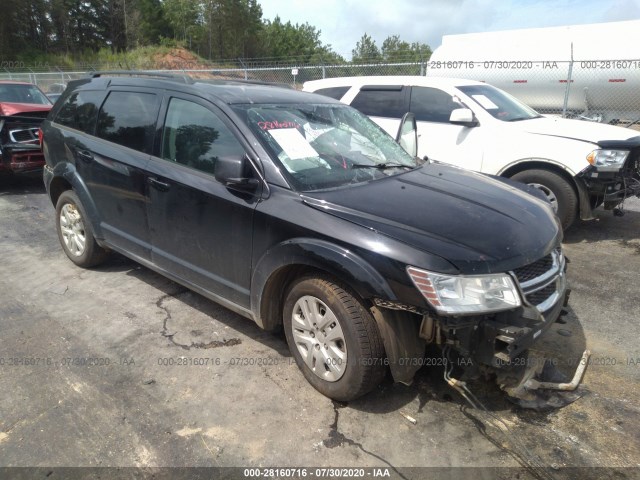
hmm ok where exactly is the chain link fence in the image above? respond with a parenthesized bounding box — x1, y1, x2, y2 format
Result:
(2, 58, 639, 127)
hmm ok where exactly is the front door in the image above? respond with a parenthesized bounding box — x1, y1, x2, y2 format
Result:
(145, 95, 260, 308)
(409, 86, 484, 171)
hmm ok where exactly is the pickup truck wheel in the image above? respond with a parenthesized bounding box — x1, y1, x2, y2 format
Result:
(56, 190, 108, 268)
(283, 276, 386, 401)
(511, 169, 577, 229)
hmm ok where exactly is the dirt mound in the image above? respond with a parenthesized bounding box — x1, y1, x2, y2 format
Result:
(153, 48, 213, 71)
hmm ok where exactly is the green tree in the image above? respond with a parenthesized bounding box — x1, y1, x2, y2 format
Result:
(351, 33, 381, 63)
(163, 0, 201, 42)
(260, 16, 341, 63)
(381, 35, 432, 62)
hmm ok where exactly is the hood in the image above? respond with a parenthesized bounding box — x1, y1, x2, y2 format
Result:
(302, 164, 561, 274)
(518, 116, 635, 144)
(0, 102, 52, 116)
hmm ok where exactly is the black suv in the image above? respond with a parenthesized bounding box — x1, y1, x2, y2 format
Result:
(42, 72, 567, 402)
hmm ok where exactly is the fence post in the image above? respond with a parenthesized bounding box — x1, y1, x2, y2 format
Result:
(238, 58, 248, 80)
(562, 43, 574, 118)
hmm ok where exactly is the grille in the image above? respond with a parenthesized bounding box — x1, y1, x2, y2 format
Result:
(525, 283, 556, 306)
(511, 248, 564, 312)
(513, 254, 553, 283)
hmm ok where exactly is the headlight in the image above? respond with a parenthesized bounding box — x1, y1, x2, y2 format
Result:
(407, 266, 521, 315)
(586, 149, 629, 171)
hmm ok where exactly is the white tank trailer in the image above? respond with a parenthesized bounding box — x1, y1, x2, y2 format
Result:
(427, 20, 640, 124)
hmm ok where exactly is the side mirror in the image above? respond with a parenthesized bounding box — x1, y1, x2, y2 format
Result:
(396, 112, 418, 157)
(449, 108, 478, 127)
(214, 154, 260, 190)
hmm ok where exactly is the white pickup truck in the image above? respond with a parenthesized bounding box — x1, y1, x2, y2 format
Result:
(303, 76, 640, 229)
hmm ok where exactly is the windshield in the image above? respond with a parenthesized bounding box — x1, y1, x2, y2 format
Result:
(458, 84, 540, 122)
(0, 83, 52, 105)
(233, 103, 419, 191)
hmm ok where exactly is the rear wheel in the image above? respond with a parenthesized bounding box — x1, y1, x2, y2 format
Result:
(283, 276, 386, 401)
(511, 169, 578, 230)
(56, 190, 108, 268)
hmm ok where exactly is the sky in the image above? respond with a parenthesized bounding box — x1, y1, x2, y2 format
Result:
(259, 0, 640, 59)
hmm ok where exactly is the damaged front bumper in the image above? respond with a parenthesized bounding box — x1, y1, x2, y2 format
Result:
(373, 247, 586, 409)
(0, 143, 45, 174)
(577, 138, 640, 219)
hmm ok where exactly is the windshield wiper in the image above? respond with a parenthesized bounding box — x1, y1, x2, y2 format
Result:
(350, 162, 414, 170)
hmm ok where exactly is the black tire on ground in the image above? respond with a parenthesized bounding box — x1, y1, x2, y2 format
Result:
(511, 169, 578, 230)
(283, 276, 386, 402)
(55, 190, 108, 268)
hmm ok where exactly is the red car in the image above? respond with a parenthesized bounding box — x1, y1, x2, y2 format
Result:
(0, 81, 52, 175)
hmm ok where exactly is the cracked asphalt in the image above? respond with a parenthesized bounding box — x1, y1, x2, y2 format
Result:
(1, 175, 640, 479)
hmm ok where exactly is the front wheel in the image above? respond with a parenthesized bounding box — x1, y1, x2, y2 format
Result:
(283, 276, 386, 401)
(511, 169, 578, 230)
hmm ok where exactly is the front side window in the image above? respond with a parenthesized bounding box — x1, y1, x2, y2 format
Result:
(410, 86, 464, 123)
(161, 98, 245, 175)
(233, 103, 419, 192)
(458, 84, 540, 122)
(96, 91, 159, 153)
(350, 86, 407, 118)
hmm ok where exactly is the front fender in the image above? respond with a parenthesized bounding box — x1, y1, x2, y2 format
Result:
(251, 238, 397, 330)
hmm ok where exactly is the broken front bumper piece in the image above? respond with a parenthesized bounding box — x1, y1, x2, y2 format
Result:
(499, 350, 591, 410)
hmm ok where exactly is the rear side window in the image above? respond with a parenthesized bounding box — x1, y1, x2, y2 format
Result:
(350, 86, 407, 119)
(313, 86, 350, 100)
(161, 98, 244, 175)
(96, 91, 159, 153)
(55, 91, 104, 134)
(410, 86, 462, 123)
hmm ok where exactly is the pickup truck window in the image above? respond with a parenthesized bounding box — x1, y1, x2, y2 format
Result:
(96, 91, 159, 153)
(161, 97, 244, 175)
(233, 103, 417, 191)
(458, 84, 540, 122)
(410, 86, 464, 123)
(314, 86, 350, 100)
(350, 86, 407, 119)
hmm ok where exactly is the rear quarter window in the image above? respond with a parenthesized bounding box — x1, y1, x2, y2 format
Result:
(96, 91, 160, 153)
(350, 86, 408, 119)
(54, 90, 105, 134)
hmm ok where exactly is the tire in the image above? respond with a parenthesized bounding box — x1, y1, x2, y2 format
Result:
(55, 190, 108, 268)
(511, 169, 578, 230)
(283, 276, 386, 401)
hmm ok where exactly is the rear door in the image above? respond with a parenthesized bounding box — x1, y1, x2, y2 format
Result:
(55, 88, 160, 261)
(145, 94, 260, 308)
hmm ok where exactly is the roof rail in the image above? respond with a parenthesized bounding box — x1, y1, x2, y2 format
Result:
(90, 71, 194, 84)
(200, 78, 293, 89)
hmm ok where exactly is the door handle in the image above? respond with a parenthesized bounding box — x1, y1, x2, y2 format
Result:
(147, 177, 171, 192)
(77, 150, 93, 163)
